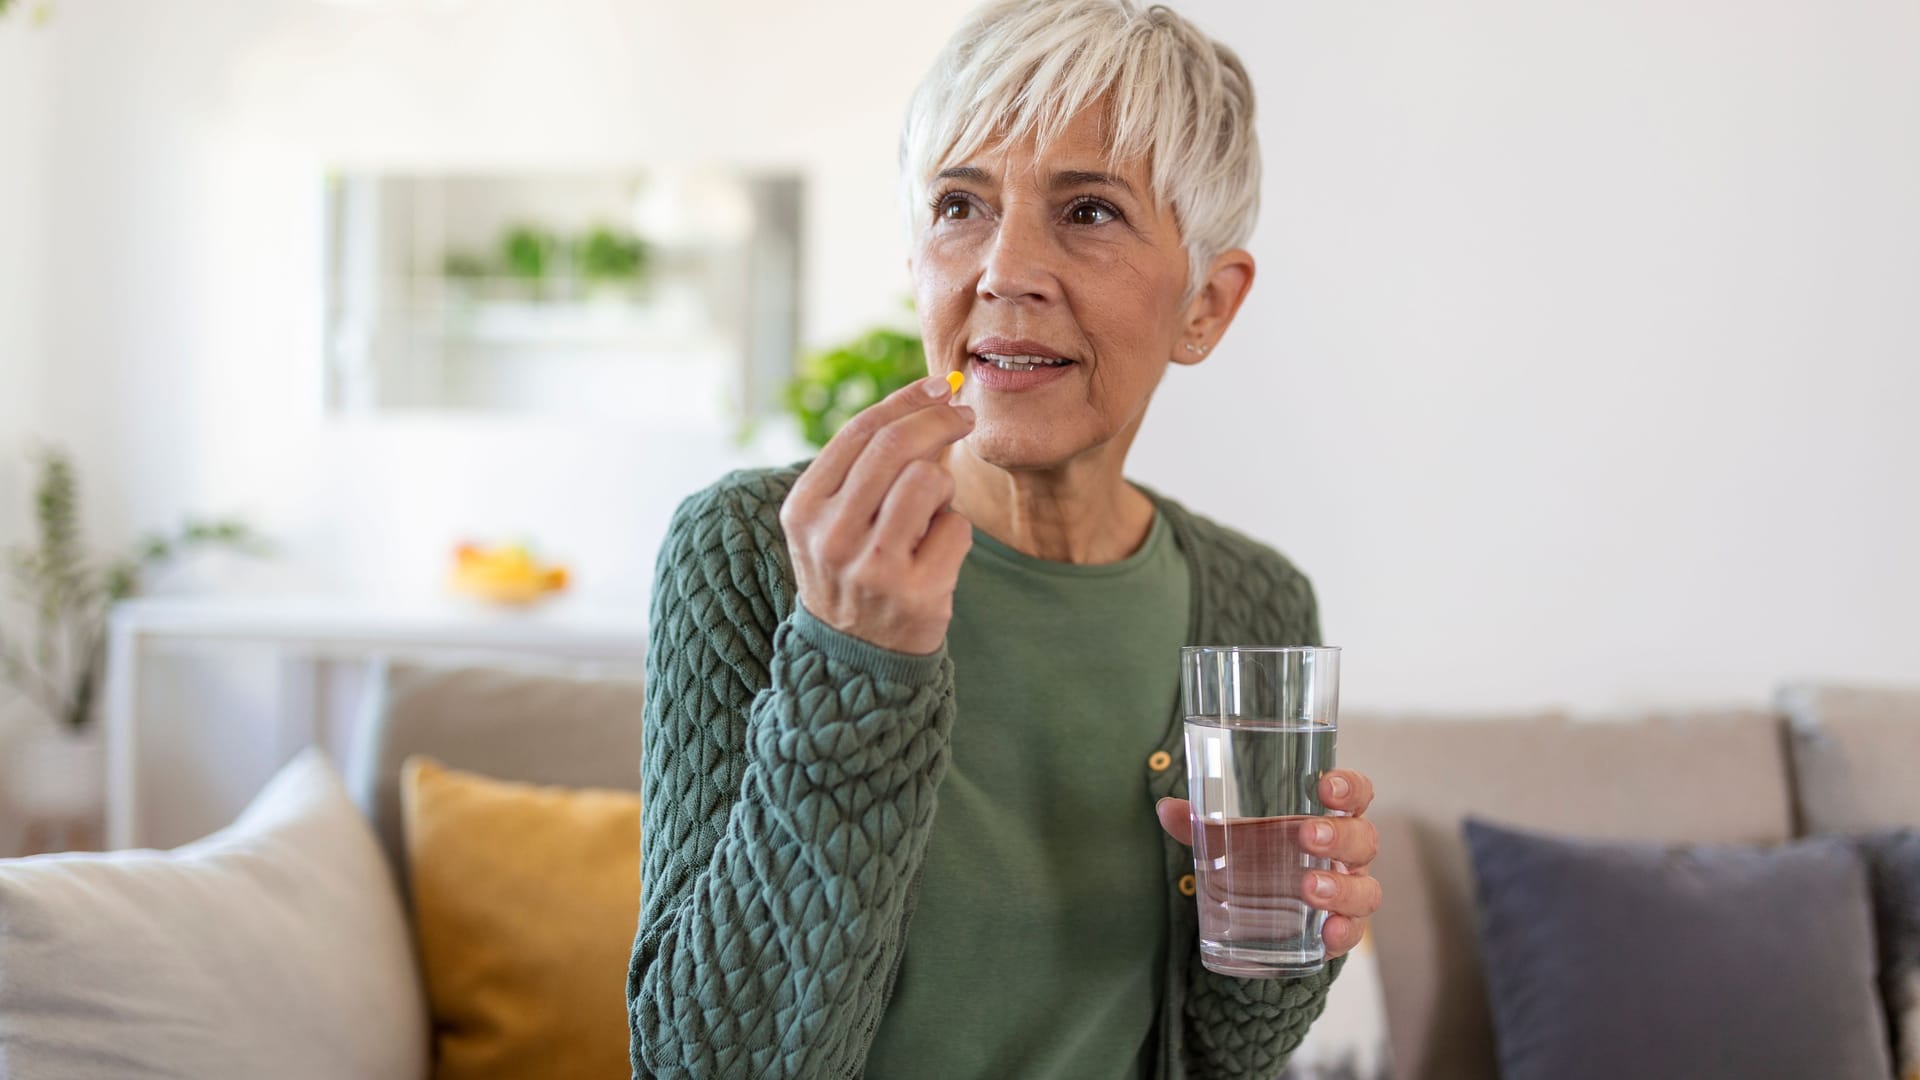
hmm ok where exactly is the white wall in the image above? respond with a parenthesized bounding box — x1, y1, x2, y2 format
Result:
(19, 0, 1920, 726)
(0, 19, 49, 542)
(0, 18, 53, 850)
(1134, 0, 1920, 709)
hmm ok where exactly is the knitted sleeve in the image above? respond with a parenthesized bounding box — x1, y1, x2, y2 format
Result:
(626, 474, 957, 1079)
(1183, 552, 1344, 1077)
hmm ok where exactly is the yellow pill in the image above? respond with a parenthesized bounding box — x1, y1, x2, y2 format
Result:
(947, 370, 965, 394)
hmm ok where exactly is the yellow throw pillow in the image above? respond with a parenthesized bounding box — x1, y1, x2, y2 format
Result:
(401, 757, 642, 1079)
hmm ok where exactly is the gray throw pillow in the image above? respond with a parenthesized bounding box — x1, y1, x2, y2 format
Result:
(1464, 818, 1892, 1080)
(1858, 830, 1920, 1080)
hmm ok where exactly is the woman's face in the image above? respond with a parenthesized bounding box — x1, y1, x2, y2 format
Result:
(909, 105, 1205, 470)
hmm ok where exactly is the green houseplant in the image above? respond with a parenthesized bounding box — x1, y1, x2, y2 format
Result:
(1, 447, 269, 850)
(499, 224, 559, 298)
(1, 447, 269, 733)
(573, 225, 650, 288)
(784, 324, 927, 448)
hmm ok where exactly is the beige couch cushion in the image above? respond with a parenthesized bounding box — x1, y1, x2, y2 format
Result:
(1340, 709, 1793, 1080)
(345, 661, 646, 903)
(1779, 683, 1920, 833)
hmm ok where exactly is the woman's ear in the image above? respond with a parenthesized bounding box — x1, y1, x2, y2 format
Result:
(1173, 249, 1256, 366)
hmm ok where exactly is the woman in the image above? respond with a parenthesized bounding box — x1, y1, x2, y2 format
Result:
(628, 1, 1383, 1076)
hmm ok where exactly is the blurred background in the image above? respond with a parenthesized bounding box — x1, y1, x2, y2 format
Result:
(0, 0, 1916, 864)
(2, 4, 1917, 1078)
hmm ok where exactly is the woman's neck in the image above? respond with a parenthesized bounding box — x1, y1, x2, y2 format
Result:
(947, 441, 1157, 565)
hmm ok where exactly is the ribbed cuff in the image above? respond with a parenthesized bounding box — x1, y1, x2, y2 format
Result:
(790, 603, 949, 687)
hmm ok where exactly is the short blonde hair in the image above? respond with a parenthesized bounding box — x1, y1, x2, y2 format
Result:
(899, 0, 1261, 299)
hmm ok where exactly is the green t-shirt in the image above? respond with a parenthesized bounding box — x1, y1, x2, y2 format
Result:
(863, 508, 1191, 1078)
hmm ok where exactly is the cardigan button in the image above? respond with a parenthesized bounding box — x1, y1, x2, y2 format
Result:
(1177, 873, 1196, 896)
(1147, 750, 1172, 772)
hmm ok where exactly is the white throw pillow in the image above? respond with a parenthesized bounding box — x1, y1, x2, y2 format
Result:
(0, 749, 428, 1080)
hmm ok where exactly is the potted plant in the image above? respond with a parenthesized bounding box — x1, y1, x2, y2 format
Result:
(499, 224, 558, 301)
(784, 321, 927, 448)
(1, 447, 268, 850)
(572, 225, 651, 303)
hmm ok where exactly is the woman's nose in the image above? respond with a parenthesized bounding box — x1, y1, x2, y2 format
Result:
(976, 218, 1062, 305)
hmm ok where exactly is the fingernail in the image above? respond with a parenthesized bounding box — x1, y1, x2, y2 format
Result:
(1312, 823, 1334, 846)
(923, 376, 951, 398)
(1328, 775, 1351, 799)
(1312, 874, 1337, 899)
(1155, 797, 1171, 812)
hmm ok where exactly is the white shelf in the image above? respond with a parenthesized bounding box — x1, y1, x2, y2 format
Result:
(436, 302, 710, 350)
(103, 592, 649, 850)
(109, 593, 648, 660)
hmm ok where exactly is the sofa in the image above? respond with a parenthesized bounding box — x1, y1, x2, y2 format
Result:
(1, 663, 1914, 1079)
(1345, 686, 1920, 1080)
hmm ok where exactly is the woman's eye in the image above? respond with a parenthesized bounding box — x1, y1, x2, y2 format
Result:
(939, 196, 974, 221)
(1068, 200, 1116, 225)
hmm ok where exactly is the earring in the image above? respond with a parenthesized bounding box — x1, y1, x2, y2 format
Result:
(1184, 342, 1210, 356)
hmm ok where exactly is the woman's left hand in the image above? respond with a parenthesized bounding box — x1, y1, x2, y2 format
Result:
(1155, 768, 1383, 959)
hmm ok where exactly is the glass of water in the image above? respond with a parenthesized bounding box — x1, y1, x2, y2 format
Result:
(1181, 645, 1341, 978)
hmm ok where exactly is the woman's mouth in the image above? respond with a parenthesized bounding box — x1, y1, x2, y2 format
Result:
(975, 352, 1072, 372)
(968, 352, 1077, 390)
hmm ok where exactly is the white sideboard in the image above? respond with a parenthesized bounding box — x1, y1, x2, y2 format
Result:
(104, 594, 647, 850)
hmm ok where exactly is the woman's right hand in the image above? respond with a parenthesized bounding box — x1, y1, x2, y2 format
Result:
(781, 374, 976, 656)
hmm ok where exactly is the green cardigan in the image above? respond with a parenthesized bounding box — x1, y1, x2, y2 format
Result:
(627, 464, 1340, 1079)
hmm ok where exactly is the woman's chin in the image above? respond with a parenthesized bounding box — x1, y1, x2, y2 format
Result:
(963, 423, 1083, 472)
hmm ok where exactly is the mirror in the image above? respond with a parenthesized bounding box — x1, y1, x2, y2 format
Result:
(322, 169, 802, 428)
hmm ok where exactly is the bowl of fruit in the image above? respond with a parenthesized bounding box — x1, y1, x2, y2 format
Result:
(449, 541, 570, 607)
